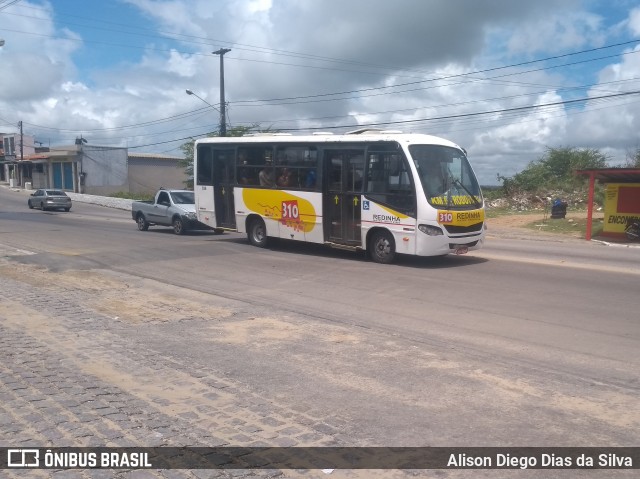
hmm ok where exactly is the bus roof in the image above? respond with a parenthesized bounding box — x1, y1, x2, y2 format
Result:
(194, 131, 463, 150)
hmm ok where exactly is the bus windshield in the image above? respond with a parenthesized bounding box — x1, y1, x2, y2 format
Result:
(408, 144, 482, 209)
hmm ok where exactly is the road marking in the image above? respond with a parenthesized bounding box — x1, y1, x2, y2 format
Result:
(472, 251, 640, 276)
(0, 244, 35, 256)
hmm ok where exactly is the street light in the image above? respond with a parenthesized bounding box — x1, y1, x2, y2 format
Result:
(185, 88, 228, 137)
(185, 89, 221, 113)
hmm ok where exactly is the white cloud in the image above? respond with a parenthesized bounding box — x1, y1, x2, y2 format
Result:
(627, 7, 640, 35)
(2, 0, 640, 181)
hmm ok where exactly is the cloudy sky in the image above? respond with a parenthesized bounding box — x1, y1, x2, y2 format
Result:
(1, 0, 640, 184)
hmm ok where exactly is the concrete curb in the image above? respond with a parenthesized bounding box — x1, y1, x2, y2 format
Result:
(1, 183, 133, 211)
(592, 238, 640, 248)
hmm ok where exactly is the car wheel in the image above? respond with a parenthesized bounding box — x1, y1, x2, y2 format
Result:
(64, 207, 71, 212)
(28, 200, 34, 209)
(173, 217, 186, 235)
(247, 217, 268, 248)
(136, 214, 149, 231)
(40, 202, 47, 211)
(369, 230, 396, 264)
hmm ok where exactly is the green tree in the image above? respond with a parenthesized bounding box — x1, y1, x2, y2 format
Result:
(497, 147, 608, 195)
(178, 125, 258, 189)
(623, 148, 640, 167)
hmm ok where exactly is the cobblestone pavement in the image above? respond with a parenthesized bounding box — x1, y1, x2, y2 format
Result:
(0, 245, 424, 479)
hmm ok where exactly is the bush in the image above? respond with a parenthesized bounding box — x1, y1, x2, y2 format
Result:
(108, 191, 154, 201)
(496, 147, 608, 206)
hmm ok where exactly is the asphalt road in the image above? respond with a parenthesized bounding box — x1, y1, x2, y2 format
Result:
(1, 185, 639, 478)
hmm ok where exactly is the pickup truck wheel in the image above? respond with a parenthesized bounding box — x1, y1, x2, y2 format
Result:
(136, 214, 149, 231)
(248, 217, 268, 248)
(172, 217, 186, 235)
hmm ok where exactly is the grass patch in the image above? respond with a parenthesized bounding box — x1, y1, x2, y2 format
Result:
(108, 191, 155, 201)
(485, 208, 544, 219)
(524, 216, 604, 238)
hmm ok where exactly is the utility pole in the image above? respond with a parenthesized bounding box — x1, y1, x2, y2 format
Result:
(18, 120, 23, 186)
(19, 120, 23, 161)
(75, 136, 87, 193)
(213, 48, 231, 137)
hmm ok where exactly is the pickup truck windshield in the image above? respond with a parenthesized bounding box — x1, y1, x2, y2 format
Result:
(408, 144, 482, 209)
(170, 192, 195, 205)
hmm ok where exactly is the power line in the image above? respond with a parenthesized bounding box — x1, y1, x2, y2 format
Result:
(119, 89, 640, 149)
(273, 89, 640, 132)
(0, 0, 21, 12)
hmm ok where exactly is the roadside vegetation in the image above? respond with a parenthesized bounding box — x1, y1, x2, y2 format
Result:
(108, 191, 154, 201)
(523, 215, 605, 237)
(487, 146, 640, 213)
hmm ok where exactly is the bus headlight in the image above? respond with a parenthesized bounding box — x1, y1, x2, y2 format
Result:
(418, 224, 443, 236)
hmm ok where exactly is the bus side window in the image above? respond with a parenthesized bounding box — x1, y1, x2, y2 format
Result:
(367, 154, 386, 193)
(196, 146, 214, 185)
(236, 146, 273, 186)
(275, 145, 318, 190)
(366, 151, 415, 216)
(348, 154, 364, 192)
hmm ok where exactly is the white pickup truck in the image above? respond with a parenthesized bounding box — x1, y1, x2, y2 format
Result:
(131, 189, 203, 235)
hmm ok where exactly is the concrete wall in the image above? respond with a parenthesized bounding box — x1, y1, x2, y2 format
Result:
(82, 146, 128, 194)
(128, 157, 188, 195)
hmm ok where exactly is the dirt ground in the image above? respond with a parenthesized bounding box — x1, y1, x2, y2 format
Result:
(485, 210, 605, 239)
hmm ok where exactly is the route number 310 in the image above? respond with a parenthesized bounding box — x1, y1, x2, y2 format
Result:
(282, 200, 300, 219)
(438, 212, 453, 223)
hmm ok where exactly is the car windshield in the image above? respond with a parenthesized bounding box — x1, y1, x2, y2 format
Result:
(408, 144, 482, 209)
(170, 191, 195, 205)
(46, 190, 67, 196)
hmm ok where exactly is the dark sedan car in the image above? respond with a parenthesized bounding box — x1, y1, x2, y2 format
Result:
(28, 189, 72, 212)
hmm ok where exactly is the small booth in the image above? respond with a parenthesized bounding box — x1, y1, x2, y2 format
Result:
(575, 168, 640, 240)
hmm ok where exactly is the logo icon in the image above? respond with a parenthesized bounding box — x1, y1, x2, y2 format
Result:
(7, 449, 40, 468)
(363, 200, 370, 210)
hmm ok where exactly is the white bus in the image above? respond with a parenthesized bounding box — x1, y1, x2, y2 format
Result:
(193, 129, 485, 263)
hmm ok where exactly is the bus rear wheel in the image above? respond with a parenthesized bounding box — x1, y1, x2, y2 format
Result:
(248, 217, 268, 248)
(369, 230, 396, 264)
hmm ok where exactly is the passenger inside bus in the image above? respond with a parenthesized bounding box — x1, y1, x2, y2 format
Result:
(277, 168, 294, 187)
(259, 164, 276, 187)
(237, 152, 254, 185)
(304, 169, 317, 188)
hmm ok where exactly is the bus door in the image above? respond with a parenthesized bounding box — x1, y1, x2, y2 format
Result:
(212, 149, 236, 229)
(324, 149, 365, 245)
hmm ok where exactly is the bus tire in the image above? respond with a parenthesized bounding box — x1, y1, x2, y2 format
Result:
(248, 217, 268, 248)
(369, 230, 396, 264)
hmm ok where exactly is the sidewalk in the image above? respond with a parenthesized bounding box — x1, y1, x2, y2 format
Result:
(591, 235, 640, 248)
(2, 182, 133, 210)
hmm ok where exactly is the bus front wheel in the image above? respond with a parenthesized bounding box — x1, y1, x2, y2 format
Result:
(248, 217, 268, 248)
(369, 230, 396, 264)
